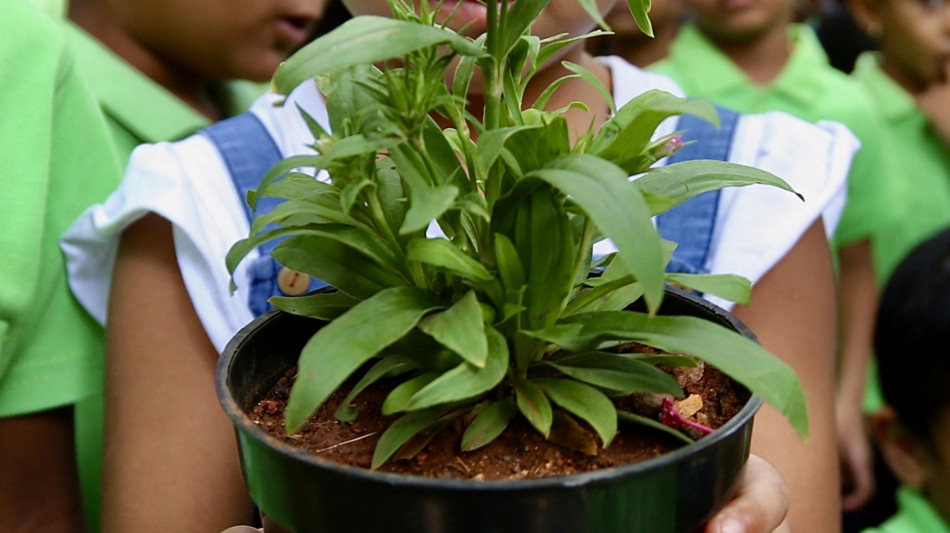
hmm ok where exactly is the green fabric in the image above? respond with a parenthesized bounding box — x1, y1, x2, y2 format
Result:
(64, 21, 264, 532)
(650, 23, 899, 249)
(851, 52, 950, 415)
(863, 487, 950, 533)
(0, 0, 120, 415)
(851, 52, 950, 284)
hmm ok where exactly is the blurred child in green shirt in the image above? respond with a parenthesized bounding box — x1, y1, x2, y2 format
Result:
(0, 1, 122, 530)
(647, 0, 900, 511)
(63, 0, 326, 529)
(863, 228, 950, 533)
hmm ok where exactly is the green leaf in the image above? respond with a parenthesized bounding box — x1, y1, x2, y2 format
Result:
(573, 0, 608, 30)
(502, 0, 551, 53)
(512, 377, 553, 437)
(543, 351, 682, 396)
(274, 17, 485, 94)
(268, 290, 360, 320)
(564, 61, 615, 114)
(400, 185, 459, 234)
(406, 238, 493, 280)
(248, 199, 354, 235)
(500, 186, 576, 331)
(493, 233, 526, 293)
(460, 398, 519, 451)
(382, 372, 439, 415)
(624, 0, 654, 37)
(550, 311, 809, 439)
(474, 126, 539, 183)
(530, 155, 664, 314)
(284, 287, 444, 432)
(665, 273, 751, 305)
(254, 172, 334, 203)
(341, 179, 375, 214)
(405, 326, 509, 410)
(591, 90, 717, 171)
(617, 410, 693, 444)
(271, 236, 404, 299)
(335, 355, 417, 421)
(563, 276, 640, 315)
(419, 291, 488, 367)
(371, 404, 459, 469)
(247, 155, 324, 210)
(638, 160, 801, 215)
(534, 378, 618, 447)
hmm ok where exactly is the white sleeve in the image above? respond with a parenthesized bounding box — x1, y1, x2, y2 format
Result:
(704, 112, 856, 311)
(60, 137, 257, 353)
(61, 80, 328, 354)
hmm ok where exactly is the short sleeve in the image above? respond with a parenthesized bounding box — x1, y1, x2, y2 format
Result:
(0, 0, 121, 416)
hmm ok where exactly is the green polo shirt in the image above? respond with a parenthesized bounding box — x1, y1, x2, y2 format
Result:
(64, 22, 265, 532)
(0, 1, 120, 414)
(852, 52, 950, 284)
(864, 487, 950, 533)
(651, 23, 898, 250)
(852, 53, 950, 414)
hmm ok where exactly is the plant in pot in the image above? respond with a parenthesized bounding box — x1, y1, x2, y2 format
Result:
(219, 0, 810, 531)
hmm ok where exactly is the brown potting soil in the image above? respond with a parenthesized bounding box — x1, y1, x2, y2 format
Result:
(249, 350, 749, 480)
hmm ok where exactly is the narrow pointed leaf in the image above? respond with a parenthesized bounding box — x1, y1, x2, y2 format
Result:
(564, 61, 615, 114)
(637, 160, 801, 215)
(284, 287, 444, 432)
(617, 410, 693, 444)
(665, 273, 751, 305)
(371, 404, 458, 469)
(534, 378, 618, 447)
(512, 377, 553, 437)
(269, 290, 360, 320)
(624, 0, 654, 37)
(461, 398, 519, 451)
(382, 373, 439, 415)
(400, 185, 459, 234)
(552, 311, 809, 439)
(543, 352, 682, 395)
(271, 236, 404, 299)
(275, 17, 485, 94)
(530, 155, 664, 313)
(406, 238, 493, 280)
(335, 355, 417, 421)
(405, 327, 509, 410)
(419, 291, 488, 367)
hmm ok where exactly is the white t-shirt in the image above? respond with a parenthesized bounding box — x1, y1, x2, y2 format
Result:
(61, 56, 855, 354)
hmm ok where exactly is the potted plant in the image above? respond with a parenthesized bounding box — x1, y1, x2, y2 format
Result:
(218, 0, 809, 531)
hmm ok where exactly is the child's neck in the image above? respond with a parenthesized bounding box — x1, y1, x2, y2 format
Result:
(68, 0, 223, 121)
(701, 22, 792, 86)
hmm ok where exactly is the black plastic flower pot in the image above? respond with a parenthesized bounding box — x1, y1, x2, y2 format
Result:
(217, 286, 763, 533)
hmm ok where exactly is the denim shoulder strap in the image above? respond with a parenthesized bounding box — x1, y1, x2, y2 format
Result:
(202, 113, 326, 317)
(656, 105, 741, 275)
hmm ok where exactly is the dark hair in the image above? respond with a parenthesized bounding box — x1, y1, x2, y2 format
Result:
(875, 227, 950, 441)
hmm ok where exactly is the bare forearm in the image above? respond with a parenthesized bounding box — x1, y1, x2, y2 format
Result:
(0, 408, 87, 533)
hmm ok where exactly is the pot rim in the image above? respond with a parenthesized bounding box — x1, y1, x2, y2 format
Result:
(216, 288, 764, 491)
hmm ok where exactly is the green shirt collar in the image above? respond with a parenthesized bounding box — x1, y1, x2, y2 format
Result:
(64, 22, 211, 144)
(663, 23, 829, 107)
(878, 487, 950, 533)
(852, 52, 919, 122)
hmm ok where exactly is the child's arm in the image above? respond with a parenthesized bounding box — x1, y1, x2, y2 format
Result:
(103, 213, 257, 532)
(835, 240, 877, 511)
(0, 409, 85, 533)
(731, 220, 841, 533)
